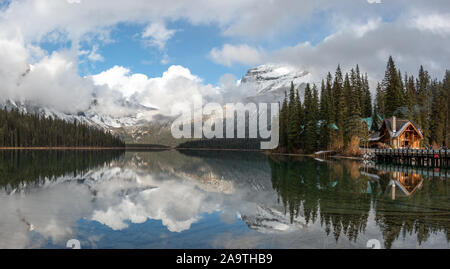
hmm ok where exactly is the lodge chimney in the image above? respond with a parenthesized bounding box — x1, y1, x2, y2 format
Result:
(392, 116, 396, 133)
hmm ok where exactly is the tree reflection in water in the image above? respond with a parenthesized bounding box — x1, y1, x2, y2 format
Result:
(0, 150, 125, 191)
(269, 156, 450, 248)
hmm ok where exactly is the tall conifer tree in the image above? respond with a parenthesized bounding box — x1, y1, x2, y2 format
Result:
(382, 56, 403, 117)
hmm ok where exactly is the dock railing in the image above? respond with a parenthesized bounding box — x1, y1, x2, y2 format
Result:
(374, 148, 449, 167)
(374, 149, 450, 156)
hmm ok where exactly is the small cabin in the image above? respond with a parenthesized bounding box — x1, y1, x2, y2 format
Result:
(369, 116, 423, 149)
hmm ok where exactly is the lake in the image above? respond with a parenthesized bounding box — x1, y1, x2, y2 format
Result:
(0, 150, 448, 249)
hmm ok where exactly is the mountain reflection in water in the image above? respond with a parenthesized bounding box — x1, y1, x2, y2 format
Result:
(0, 150, 448, 249)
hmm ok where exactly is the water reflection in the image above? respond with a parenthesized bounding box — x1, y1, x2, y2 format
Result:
(0, 150, 448, 249)
(0, 150, 124, 191)
(269, 156, 449, 248)
(270, 157, 372, 243)
(367, 165, 450, 249)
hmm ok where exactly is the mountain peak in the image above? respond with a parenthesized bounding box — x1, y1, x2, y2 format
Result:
(239, 64, 312, 104)
(240, 63, 311, 95)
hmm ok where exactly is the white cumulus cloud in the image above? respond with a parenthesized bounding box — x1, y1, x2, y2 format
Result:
(209, 44, 264, 67)
(91, 65, 221, 115)
(142, 22, 176, 50)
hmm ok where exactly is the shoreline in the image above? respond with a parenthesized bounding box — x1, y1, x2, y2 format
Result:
(267, 151, 314, 157)
(0, 147, 127, 150)
(267, 150, 363, 160)
(0, 146, 364, 160)
(176, 147, 263, 152)
(177, 148, 363, 161)
(330, 155, 364, 161)
(270, 152, 363, 160)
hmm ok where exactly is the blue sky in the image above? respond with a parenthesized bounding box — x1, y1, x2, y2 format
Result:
(39, 11, 337, 85)
(39, 21, 250, 85)
(28, 0, 422, 87)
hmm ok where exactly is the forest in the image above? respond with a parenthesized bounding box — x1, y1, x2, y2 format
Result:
(278, 56, 450, 154)
(0, 107, 125, 147)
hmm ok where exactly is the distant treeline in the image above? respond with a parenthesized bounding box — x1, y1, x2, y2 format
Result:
(0, 108, 125, 147)
(278, 56, 450, 153)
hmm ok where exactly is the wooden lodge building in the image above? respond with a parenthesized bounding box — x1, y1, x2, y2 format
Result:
(369, 116, 423, 149)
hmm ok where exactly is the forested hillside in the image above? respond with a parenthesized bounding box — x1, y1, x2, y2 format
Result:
(0, 108, 125, 147)
(278, 56, 449, 153)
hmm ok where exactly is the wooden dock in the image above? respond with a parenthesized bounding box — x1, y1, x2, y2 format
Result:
(374, 149, 450, 168)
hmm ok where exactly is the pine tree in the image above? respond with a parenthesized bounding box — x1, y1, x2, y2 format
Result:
(304, 83, 313, 122)
(279, 92, 289, 149)
(374, 82, 385, 118)
(319, 79, 327, 121)
(349, 76, 363, 144)
(416, 65, 431, 146)
(430, 80, 446, 146)
(383, 56, 403, 117)
(303, 83, 319, 153)
(319, 79, 330, 149)
(325, 72, 335, 124)
(355, 65, 365, 116)
(333, 65, 345, 150)
(312, 84, 320, 122)
(287, 82, 299, 151)
(347, 68, 357, 114)
(397, 69, 406, 110)
(443, 70, 450, 147)
(295, 89, 303, 147)
(404, 73, 417, 120)
(362, 73, 372, 118)
(343, 73, 354, 146)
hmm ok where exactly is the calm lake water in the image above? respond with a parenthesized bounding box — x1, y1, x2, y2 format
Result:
(0, 150, 448, 249)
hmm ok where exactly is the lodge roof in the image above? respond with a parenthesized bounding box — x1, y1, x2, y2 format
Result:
(369, 117, 423, 142)
(384, 118, 423, 138)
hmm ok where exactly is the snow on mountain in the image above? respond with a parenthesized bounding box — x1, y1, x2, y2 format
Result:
(240, 64, 312, 103)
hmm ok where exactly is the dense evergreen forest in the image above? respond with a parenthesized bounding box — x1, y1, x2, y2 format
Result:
(0, 108, 125, 147)
(278, 56, 450, 153)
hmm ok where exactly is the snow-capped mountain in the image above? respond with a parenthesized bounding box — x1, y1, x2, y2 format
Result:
(240, 64, 312, 103)
(241, 64, 311, 94)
